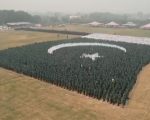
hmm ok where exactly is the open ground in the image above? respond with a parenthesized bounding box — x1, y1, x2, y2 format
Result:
(49, 24, 150, 38)
(0, 30, 150, 120)
(0, 30, 78, 50)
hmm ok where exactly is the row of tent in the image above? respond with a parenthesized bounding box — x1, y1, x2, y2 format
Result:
(0, 25, 12, 31)
(88, 21, 150, 29)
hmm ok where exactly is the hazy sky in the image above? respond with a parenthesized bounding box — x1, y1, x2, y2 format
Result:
(0, 0, 150, 14)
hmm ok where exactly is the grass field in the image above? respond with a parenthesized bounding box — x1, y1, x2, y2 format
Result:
(0, 31, 150, 120)
(50, 24, 150, 38)
(0, 30, 78, 50)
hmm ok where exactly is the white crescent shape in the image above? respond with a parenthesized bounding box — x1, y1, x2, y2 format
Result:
(48, 42, 127, 54)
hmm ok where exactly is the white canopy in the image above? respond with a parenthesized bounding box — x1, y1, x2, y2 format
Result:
(7, 22, 31, 26)
(106, 21, 119, 26)
(123, 22, 136, 27)
(88, 21, 103, 27)
(141, 23, 150, 29)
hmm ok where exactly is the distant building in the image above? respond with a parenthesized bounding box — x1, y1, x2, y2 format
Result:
(105, 21, 120, 28)
(88, 21, 104, 27)
(140, 23, 150, 30)
(122, 22, 137, 28)
(69, 16, 81, 20)
(7, 22, 32, 28)
(69, 15, 81, 24)
(0, 26, 2, 31)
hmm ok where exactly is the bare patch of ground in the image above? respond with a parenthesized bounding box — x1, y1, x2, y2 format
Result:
(0, 65, 150, 120)
(49, 24, 150, 38)
(0, 31, 79, 50)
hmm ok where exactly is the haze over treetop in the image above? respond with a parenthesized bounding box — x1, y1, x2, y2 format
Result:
(0, 0, 150, 14)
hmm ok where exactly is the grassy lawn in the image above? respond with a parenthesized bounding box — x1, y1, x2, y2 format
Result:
(0, 30, 150, 120)
(51, 24, 150, 38)
(0, 30, 79, 50)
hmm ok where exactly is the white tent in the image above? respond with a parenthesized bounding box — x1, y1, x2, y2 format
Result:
(141, 23, 150, 30)
(123, 22, 137, 27)
(7, 22, 31, 26)
(7, 22, 32, 28)
(34, 24, 42, 28)
(88, 21, 103, 27)
(105, 21, 120, 27)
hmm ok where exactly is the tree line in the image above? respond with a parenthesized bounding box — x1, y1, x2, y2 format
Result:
(0, 10, 41, 25)
(0, 10, 150, 25)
